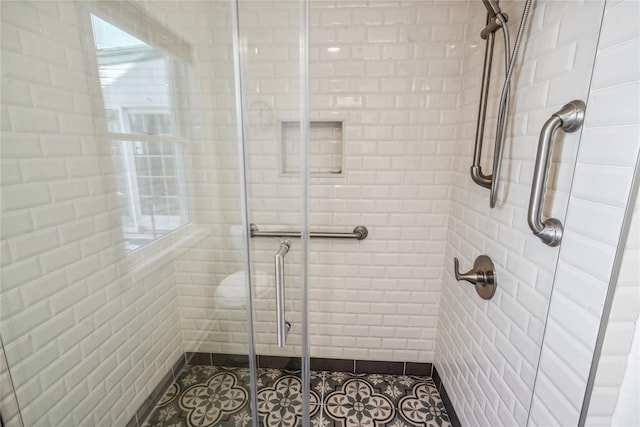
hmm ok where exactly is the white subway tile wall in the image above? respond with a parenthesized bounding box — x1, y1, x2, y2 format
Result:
(434, 0, 606, 426)
(304, 0, 467, 362)
(586, 193, 639, 426)
(530, 0, 640, 425)
(1, 2, 187, 425)
(226, 0, 468, 361)
(166, 0, 467, 361)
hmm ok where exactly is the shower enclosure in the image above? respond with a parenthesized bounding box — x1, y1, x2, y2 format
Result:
(1, 0, 637, 426)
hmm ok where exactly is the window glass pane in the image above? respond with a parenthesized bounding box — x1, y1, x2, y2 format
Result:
(90, 14, 190, 253)
(91, 14, 176, 136)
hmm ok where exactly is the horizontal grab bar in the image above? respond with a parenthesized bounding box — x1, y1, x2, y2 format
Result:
(250, 224, 368, 240)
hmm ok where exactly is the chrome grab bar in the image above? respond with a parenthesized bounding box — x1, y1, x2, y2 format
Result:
(275, 239, 291, 347)
(251, 223, 368, 240)
(471, 11, 509, 192)
(528, 100, 586, 246)
(470, 29, 497, 190)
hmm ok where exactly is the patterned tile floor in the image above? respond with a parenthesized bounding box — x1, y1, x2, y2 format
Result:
(142, 365, 453, 427)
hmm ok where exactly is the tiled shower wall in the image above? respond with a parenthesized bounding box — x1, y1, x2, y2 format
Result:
(169, 0, 470, 362)
(586, 192, 639, 425)
(305, 0, 465, 362)
(434, 0, 606, 426)
(0, 2, 185, 425)
(529, 0, 640, 425)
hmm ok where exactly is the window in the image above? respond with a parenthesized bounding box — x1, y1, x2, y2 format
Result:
(90, 14, 190, 252)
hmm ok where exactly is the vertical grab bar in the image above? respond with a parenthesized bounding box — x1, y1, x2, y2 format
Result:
(528, 100, 586, 246)
(470, 30, 496, 190)
(275, 239, 291, 347)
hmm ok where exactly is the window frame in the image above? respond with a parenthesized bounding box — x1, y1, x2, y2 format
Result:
(85, 4, 194, 253)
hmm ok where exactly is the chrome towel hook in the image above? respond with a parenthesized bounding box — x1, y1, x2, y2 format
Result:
(528, 100, 586, 247)
(453, 255, 497, 300)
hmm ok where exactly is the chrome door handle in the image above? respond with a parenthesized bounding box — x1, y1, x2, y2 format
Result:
(528, 100, 586, 247)
(275, 239, 291, 347)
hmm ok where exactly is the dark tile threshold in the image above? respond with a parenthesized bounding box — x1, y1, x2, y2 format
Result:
(432, 366, 462, 427)
(127, 355, 186, 427)
(186, 352, 433, 376)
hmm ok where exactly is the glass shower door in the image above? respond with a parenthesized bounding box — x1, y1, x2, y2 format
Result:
(0, 0, 261, 425)
(234, 0, 312, 425)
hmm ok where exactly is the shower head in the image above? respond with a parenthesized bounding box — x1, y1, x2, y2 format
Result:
(482, 0, 502, 17)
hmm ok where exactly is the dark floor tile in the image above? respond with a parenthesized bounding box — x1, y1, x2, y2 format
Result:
(124, 415, 138, 427)
(359, 373, 440, 406)
(185, 352, 211, 365)
(311, 405, 336, 427)
(256, 369, 320, 427)
(135, 396, 156, 427)
(258, 355, 301, 370)
(439, 383, 462, 427)
(310, 370, 356, 400)
(432, 364, 442, 389)
(136, 368, 174, 427)
(143, 366, 252, 427)
(405, 361, 432, 376)
(355, 359, 404, 375)
(171, 354, 187, 380)
(142, 365, 453, 427)
(211, 352, 250, 368)
(310, 357, 354, 373)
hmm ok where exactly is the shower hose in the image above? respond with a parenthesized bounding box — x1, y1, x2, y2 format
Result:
(490, 0, 533, 208)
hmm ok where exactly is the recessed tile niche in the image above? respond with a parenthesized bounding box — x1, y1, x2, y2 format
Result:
(280, 121, 344, 176)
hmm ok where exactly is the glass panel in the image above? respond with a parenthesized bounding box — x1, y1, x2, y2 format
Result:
(0, 337, 23, 427)
(0, 1, 254, 426)
(304, 1, 607, 426)
(583, 183, 640, 424)
(237, 0, 310, 423)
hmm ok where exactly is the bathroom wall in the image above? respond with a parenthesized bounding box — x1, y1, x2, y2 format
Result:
(244, 0, 469, 361)
(0, 1, 185, 425)
(304, 0, 466, 362)
(586, 192, 639, 425)
(529, 0, 640, 423)
(170, 0, 470, 362)
(435, 0, 606, 425)
(128, 0, 461, 366)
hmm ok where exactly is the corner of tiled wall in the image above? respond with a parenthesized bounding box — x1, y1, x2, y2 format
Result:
(585, 190, 640, 425)
(435, 0, 611, 425)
